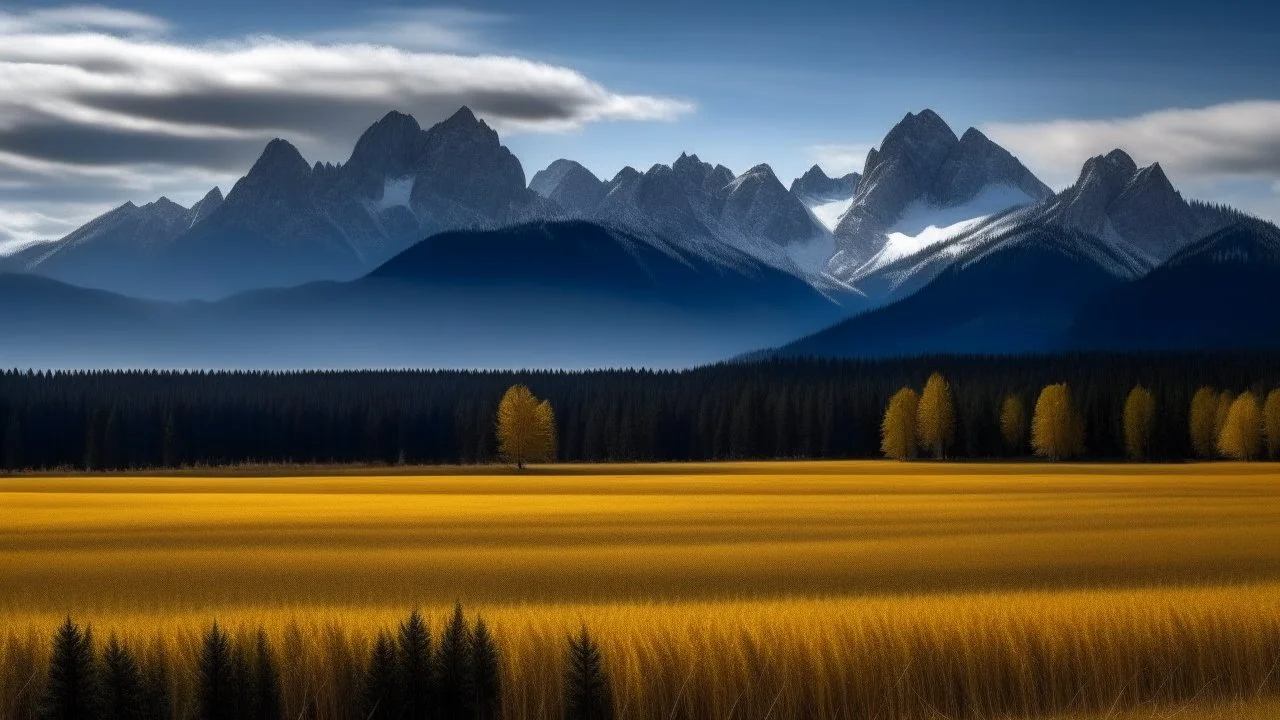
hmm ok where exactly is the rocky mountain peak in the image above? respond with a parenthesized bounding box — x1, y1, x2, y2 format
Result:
(609, 166, 642, 187)
(189, 187, 224, 226)
(672, 152, 715, 191)
(431, 106, 494, 142)
(932, 126, 1052, 204)
(791, 165, 860, 201)
(347, 110, 424, 175)
(1105, 149, 1138, 173)
(871, 109, 960, 176)
(529, 159, 605, 214)
(245, 139, 312, 184)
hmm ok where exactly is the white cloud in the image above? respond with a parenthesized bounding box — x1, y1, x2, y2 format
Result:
(0, 5, 168, 34)
(0, 205, 100, 253)
(0, 5, 694, 246)
(984, 101, 1280, 189)
(311, 8, 508, 52)
(808, 144, 871, 176)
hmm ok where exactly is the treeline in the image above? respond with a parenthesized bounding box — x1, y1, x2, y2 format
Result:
(2, 354, 1280, 469)
(30, 607, 611, 720)
(881, 374, 1280, 461)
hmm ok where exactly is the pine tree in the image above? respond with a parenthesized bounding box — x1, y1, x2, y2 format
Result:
(98, 635, 143, 720)
(229, 641, 253, 720)
(1189, 387, 1219, 459)
(563, 626, 612, 720)
(1264, 389, 1280, 460)
(437, 603, 474, 719)
(198, 623, 236, 720)
(397, 610, 434, 720)
(1031, 383, 1085, 461)
(1218, 392, 1263, 461)
(251, 630, 282, 720)
(999, 394, 1027, 456)
(363, 631, 402, 720)
(471, 617, 501, 720)
(42, 618, 99, 720)
(1122, 385, 1156, 461)
(139, 648, 172, 720)
(880, 387, 919, 460)
(915, 373, 956, 459)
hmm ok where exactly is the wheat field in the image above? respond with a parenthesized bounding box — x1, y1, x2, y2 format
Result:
(4, 461, 1280, 718)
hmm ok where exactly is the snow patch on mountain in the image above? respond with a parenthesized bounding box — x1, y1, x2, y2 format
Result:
(807, 197, 853, 232)
(376, 176, 416, 210)
(848, 184, 1036, 280)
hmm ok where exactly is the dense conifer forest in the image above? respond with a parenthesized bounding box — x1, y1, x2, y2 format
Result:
(1, 354, 1278, 470)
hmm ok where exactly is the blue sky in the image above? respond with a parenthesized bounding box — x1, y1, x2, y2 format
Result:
(1, 0, 1279, 247)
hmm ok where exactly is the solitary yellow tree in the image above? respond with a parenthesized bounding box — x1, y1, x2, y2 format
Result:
(1264, 389, 1280, 460)
(1189, 387, 1219, 459)
(999, 394, 1027, 455)
(881, 387, 919, 460)
(1122, 385, 1156, 461)
(1031, 383, 1084, 461)
(916, 373, 956, 459)
(496, 385, 557, 469)
(1218, 392, 1263, 461)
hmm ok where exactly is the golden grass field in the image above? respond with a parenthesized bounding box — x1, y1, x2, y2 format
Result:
(4, 461, 1280, 718)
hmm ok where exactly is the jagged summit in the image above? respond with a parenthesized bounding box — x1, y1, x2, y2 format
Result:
(790, 165, 860, 204)
(529, 159, 605, 214)
(347, 110, 424, 174)
(444, 105, 479, 126)
(243, 138, 311, 186)
(830, 109, 1049, 277)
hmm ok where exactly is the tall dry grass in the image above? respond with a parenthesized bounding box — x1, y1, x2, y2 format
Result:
(6, 587, 1280, 719)
(5, 462, 1280, 718)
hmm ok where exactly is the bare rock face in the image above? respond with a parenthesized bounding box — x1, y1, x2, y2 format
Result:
(529, 159, 606, 214)
(790, 165, 860, 203)
(933, 128, 1051, 206)
(830, 110, 1050, 275)
(589, 153, 830, 274)
(720, 164, 825, 247)
(1043, 149, 1207, 262)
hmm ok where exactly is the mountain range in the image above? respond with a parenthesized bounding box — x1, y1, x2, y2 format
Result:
(0, 106, 1275, 368)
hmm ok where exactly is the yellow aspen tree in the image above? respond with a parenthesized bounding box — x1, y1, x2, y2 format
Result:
(916, 372, 956, 459)
(1264, 389, 1280, 460)
(1122, 385, 1156, 461)
(534, 398, 558, 463)
(497, 385, 545, 469)
(881, 387, 919, 461)
(999, 394, 1027, 455)
(1031, 383, 1084, 461)
(1214, 391, 1236, 455)
(1188, 387, 1219, 459)
(1218, 392, 1263, 461)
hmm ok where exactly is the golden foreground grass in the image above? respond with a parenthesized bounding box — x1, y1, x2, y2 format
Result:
(5, 461, 1280, 718)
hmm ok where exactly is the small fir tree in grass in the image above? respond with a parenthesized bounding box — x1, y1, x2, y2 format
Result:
(139, 646, 172, 720)
(437, 603, 474, 719)
(397, 610, 434, 720)
(98, 635, 143, 720)
(364, 630, 403, 720)
(198, 623, 237, 720)
(563, 626, 612, 720)
(471, 616, 501, 720)
(251, 630, 282, 720)
(42, 618, 99, 720)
